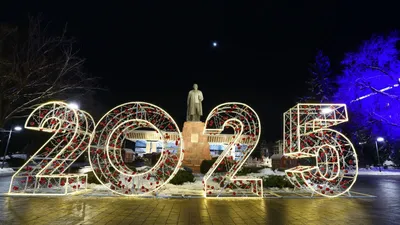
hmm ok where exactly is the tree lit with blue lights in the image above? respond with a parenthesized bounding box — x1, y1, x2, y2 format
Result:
(334, 31, 400, 141)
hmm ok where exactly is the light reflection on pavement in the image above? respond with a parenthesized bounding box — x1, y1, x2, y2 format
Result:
(0, 175, 398, 225)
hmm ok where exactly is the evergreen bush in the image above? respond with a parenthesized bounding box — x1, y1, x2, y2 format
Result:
(169, 169, 195, 185)
(86, 171, 101, 184)
(262, 175, 294, 188)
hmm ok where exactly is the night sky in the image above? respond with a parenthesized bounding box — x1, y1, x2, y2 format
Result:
(1, 1, 400, 142)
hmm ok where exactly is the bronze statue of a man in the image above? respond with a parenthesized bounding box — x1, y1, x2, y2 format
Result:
(187, 83, 204, 121)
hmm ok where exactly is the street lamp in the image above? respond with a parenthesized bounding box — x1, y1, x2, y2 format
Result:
(14, 126, 22, 131)
(1, 126, 23, 169)
(375, 137, 384, 172)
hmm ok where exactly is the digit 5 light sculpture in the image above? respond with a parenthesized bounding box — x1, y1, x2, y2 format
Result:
(9, 101, 94, 195)
(283, 103, 358, 197)
(202, 103, 262, 197)
(88, 102, 184, 196)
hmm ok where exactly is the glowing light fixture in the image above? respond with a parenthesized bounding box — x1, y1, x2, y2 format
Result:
(375, 137, 384, 172)
(68, 102, 79, 109)
(13, 126, 22, 131)
(321, 107, 333, 114)
(376, 137, 384, 142)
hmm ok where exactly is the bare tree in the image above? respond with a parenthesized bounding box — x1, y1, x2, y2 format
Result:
(335, 31, 400, 140)
(301, 49, 335, 103)
(0, 16, 100, 128)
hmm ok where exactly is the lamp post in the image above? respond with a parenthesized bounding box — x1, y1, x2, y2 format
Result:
(1, 126, 23, 169)
(375, 137, 384, 172)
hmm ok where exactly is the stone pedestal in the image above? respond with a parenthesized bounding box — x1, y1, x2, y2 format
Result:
(181, 121, 211, 173)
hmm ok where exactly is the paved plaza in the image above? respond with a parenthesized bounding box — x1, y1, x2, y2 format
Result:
(0, 175, 399, 225)
(0, 195, 396, 225)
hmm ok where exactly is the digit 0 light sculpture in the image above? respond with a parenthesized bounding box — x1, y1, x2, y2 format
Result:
(89, 102, 184, 196)
(283, 103, 358, 197)
(8, 101, 94, 195)
(203, 103, 262, 197)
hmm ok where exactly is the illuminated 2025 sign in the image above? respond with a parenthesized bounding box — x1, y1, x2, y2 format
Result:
(8, 101, 358, 198)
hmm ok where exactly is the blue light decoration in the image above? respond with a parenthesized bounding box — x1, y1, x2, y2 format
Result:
(334, 31, 400, 140)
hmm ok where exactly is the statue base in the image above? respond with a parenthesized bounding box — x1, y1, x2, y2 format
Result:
(181, 121, 211, 173)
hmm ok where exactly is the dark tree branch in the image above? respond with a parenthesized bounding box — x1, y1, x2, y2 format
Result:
(0, 16, 102, 127)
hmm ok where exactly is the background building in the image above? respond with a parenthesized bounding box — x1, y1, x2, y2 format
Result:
(271, 140, 298, 170)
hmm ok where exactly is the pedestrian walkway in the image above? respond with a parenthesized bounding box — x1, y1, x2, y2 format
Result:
(0, 196, 395, 225)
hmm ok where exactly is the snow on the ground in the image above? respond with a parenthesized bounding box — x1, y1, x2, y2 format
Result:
(83, 167, 400, 196)
(87, 183, 112, 191)
(250, 167, 400, 176)
(136, 166, 152, 173)
(0, 168, 14, 176)
(158, 180, 204, 196)
(383, 160, 396, 166)
(74, 166, 400, 182)
(358, 168, 400, 175)
(85, 180, 205, 196)
(247, 168, 286, 177)
(0, 154, 27, 160)
(265, 187, 304, 192)
(84, 170, 289, 196)
(78, 166, 93, 174)
(168, 170, 289, 195)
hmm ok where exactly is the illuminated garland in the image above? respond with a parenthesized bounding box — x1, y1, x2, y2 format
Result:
(89, 102, 184, 196)
(9, 101, 360, 198)
(283, 103, 358, 197)
(202, 103, 262, 197)
(8, 101, 94, 195)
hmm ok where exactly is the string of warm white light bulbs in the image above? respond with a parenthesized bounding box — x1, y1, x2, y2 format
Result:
(7, 101, 358, 198)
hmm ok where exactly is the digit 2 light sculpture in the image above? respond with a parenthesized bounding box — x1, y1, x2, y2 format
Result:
(202, 103, 262, 197)
(283, 103, 358, 197)
(8, 101, 94, 195)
